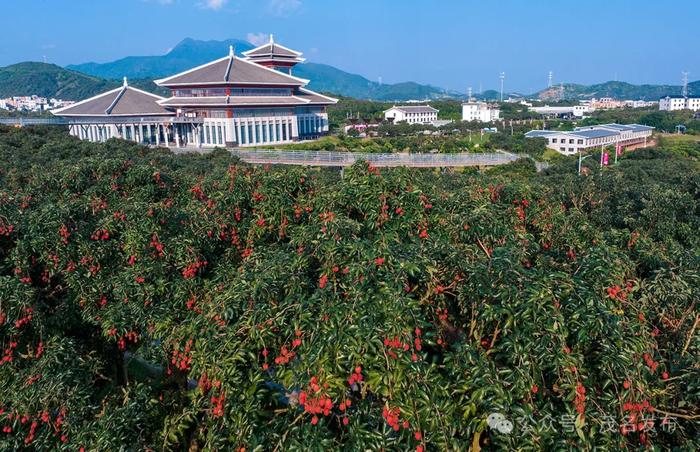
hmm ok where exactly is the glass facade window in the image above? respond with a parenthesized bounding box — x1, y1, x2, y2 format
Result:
(234, 108, 294, 118)
(205, 126, 211, 144)
(217, 126, 223, 144)
(175, 88, 227, 97)
(231, 88, 292, 96)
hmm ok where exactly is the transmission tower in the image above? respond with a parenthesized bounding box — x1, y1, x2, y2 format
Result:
(548, 71, 553, 88)
(499, 72, 505, 101)
(682, 71, 689, 97)
(467, 86, 473, 101)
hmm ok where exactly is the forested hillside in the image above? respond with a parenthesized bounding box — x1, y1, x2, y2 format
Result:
(0, 62, 167, 100)
(0, 126, 698, 450)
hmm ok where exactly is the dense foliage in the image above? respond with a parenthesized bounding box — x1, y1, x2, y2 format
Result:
(0, 126, 698, 450)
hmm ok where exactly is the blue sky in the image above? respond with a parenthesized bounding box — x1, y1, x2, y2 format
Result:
(1, 0, 698, 93)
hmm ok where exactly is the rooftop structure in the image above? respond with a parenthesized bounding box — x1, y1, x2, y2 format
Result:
(525, 123, 654, 156)
(241, 34, 305, 75)
(54, 38, 337, 148)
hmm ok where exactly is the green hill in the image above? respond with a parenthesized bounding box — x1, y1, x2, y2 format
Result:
(535, 80, 700, 101)
(0, 62, 167, 100)
(0, 62, 116, 100)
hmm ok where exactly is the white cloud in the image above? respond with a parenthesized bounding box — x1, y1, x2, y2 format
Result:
(267, 0, 301, 16)
(199, 0, 227, 10)
(246, 32, 270, 46)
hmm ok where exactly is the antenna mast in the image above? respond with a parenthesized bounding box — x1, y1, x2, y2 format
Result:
(467, 86, 472, 101)
(548, 71, 553, 88)
(682, 71, 689, 97)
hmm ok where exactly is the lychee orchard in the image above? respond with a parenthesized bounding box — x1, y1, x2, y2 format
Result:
(0, 127, 698, 450)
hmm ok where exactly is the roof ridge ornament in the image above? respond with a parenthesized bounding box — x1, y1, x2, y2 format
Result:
(123, 77, 128, 87)
(229, 45, 235, 57)
(270, 34, 274, 44)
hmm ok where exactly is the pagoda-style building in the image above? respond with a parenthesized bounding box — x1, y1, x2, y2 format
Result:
(242, 34, 305, 75)
(53, 37, 336, 148)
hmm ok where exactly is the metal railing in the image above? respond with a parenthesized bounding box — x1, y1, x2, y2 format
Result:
(0, 118, 67, 126)
(226, 149, 520, 167)
(0, 117, 203, 126)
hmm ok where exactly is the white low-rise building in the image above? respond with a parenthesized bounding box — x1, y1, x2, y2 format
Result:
(461, 101, 500, 122)
(384, 105, 439, 124)
(529, 104, 593, 118)
(525, 123, 654, 156)
(659, 96, 700, 111)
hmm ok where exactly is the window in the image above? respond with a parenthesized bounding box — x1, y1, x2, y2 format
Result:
(577, 139, 584, 144)
(205, 126, 211, 144)
(569, 139, 574, 144)
(552, 138, 557, 143)
(560, 147, 565, 152)
(262, 124, 267, 142)
(282, 123, 287, 141)
(217, 125, 223, 144)
(248, 125, 254, 143)
(569, 148, 574, 152)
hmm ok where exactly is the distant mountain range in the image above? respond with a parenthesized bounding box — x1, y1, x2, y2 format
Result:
(1, 37, 698, 103)
(67, 38, 254, 81)
(66, 38, 458, 101)
(535, 80, 699, 101)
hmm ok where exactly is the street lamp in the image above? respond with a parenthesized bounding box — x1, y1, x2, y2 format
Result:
(578, 150, 592, 175)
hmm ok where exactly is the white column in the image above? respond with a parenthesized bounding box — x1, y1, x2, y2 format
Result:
(175, 124, 181, 148)
(291, 117, 299, 141)
(155, 124, 160, 146)
(236, 120, 242, 146)
(226, 118, 235, 145)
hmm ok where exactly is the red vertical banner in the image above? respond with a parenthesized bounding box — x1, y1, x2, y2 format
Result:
(603, 152, 609, 166)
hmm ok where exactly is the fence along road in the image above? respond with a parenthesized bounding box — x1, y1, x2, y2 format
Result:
(0, 118, 521, 168)
(224, 149, 521, 168)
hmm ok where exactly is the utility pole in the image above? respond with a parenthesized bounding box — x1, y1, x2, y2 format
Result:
(499, 72, 505, 102)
